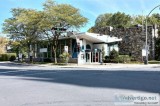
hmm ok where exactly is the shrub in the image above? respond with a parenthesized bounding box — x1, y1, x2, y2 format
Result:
(104, 56, 110, 63)
(59, 52, 70, 63)
(119, 55, 131, 63)
(0, 54, 8, 61)
(0, 53, 16, 61)
(109, 49, 119, 59)
(9, 55, 16, 61)
(109, 49, 119, 63)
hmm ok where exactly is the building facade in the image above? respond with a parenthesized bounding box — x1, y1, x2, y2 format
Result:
(94, 25, 159, 61)
(32, 32, 122, 64)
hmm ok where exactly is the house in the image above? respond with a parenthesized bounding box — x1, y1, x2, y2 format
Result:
(34, 32, 122, 64)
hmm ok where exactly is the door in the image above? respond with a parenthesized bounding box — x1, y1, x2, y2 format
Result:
(85, 52, 91, 63)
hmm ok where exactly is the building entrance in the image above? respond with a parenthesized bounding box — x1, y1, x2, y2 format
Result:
(85, 51, 101, 63)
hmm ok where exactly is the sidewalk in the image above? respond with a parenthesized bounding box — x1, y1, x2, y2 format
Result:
(5, 61, 160, 69)
(37, 63, 160, 69)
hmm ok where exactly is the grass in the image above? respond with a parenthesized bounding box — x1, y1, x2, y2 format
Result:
(148, 60, 160, 64)
(31, 62, 68, 66)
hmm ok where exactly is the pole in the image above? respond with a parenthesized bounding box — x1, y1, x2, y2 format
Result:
(145, 4, 160, 65)
(145, 18, 148, 64)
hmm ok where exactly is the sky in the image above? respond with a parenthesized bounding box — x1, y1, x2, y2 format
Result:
(0, 0, 160, 34)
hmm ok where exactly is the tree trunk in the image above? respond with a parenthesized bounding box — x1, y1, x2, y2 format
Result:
(53, 48, 57, 63)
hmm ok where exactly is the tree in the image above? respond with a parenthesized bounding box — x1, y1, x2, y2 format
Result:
(148, 13, 160, 25)
(2, 8, 43, 60)
(109, 12, 131, 28)
(88, 12, 132, 33)
(95, 13, 112, 28)
(3, 0, 88, 63)
(40, 0, 88, 63)
(96, 12, 131, 28)
(131, 15, 145, 25)
(0, 37, 8, 53)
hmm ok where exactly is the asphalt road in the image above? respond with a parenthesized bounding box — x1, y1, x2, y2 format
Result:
(0, 62, 160, 106)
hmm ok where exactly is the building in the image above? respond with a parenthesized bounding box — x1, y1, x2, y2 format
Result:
(94, 25, 159, 61)
(34, 32, 122, 64)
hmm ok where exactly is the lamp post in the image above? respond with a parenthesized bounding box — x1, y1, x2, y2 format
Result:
(145, 5, 160, 65)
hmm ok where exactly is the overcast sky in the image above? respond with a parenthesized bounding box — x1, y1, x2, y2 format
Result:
(0, 0, 160, 34)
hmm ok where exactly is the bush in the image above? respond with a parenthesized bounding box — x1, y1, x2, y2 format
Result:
(109, 49, 119, 59)
(119, 55, 131, 63)
(148, 60, 160, 64)
(59, 52, 70, 63)
(0, 53, 16, 61)
(10, 55, 16, 61)
(109, 49, 119, 63)
(103, 56, 110, 63)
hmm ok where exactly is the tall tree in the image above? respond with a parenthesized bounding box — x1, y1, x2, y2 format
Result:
(40, 0, 88, 63)
(131, 15, 145, 25)
(109, 12, 131, 28)
(3, 0, 88, 63)
(88, 12, 132, 33)
(148, 13, 160, 25)
(95, 13, 112, 28)
(3, 8, 47, 60)
(2, 8, 43, 59)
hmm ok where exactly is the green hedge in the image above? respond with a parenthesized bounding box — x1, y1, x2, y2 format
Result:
(148, 60, 160, 64)
(0, 53, 16, 61)
(104, 55, 131, 63)
(118, 55, 131, 63)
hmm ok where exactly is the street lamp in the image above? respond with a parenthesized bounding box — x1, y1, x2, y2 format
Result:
(145, 5, 160, 65)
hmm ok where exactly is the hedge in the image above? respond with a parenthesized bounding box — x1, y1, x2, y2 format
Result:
(0, 53, 16, 61)
(103, 55, 131, 63)
(118, 55, 131, 63)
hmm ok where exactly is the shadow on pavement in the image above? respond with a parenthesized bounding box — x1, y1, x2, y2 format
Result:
(0, 62, 34, 67)
(0, 67, 160, 93)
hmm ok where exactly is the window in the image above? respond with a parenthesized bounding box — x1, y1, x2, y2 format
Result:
(86, 44, 91, 50)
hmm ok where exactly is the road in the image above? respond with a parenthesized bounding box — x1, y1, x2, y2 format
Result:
(0, 62, 160, 106)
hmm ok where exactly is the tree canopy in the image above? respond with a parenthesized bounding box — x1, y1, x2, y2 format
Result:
(88, 12, 160, 32)
(2, 0, 88, 63)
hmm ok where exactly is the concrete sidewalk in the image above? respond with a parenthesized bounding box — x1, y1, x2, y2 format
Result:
(37, 62, 160, 69)
(2, 61, 160, 69)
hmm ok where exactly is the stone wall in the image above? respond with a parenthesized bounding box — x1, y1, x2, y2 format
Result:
(95, 25, 159, 61)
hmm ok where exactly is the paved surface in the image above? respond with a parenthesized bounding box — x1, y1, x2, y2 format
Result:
(0, 62, 160, 106)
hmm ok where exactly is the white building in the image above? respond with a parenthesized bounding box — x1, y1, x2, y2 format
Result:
(35, 32, 122, 64)
(68, 32, 122, 64)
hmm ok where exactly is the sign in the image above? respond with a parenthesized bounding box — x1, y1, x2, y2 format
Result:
(142, 49, 146, 56)
(64, 46, 68, 52)
(40, 48, 47, 53)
